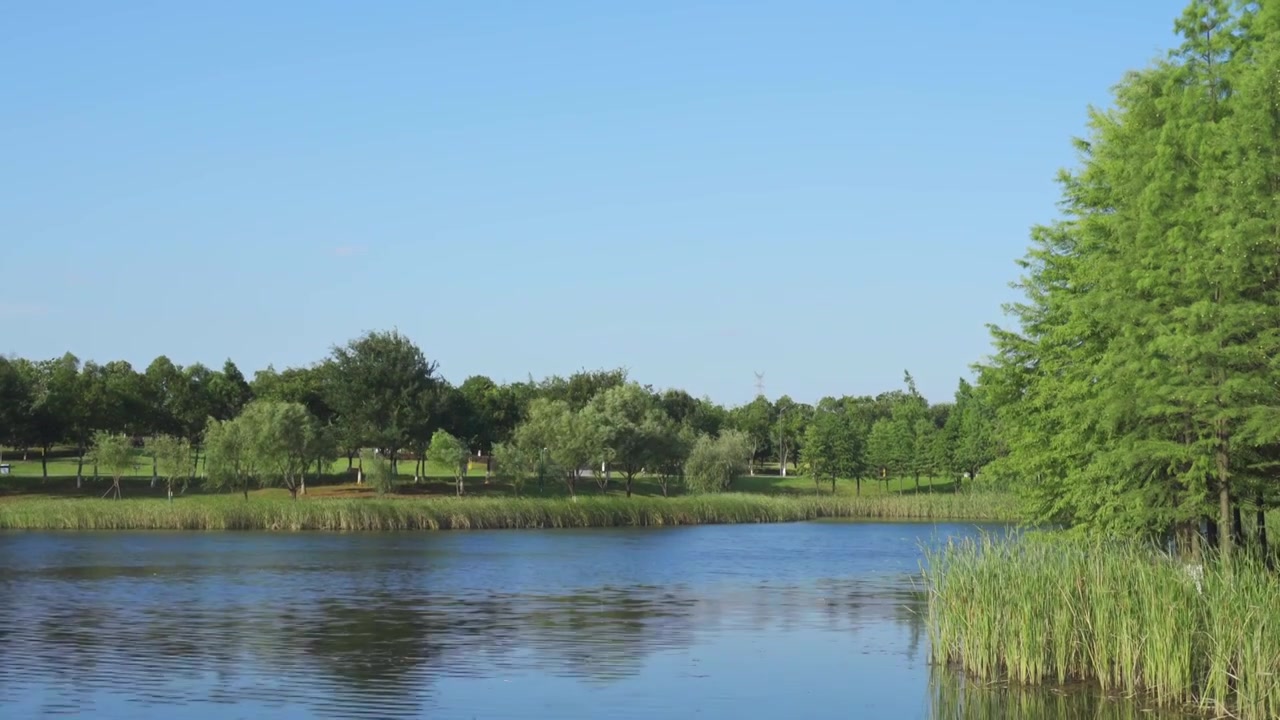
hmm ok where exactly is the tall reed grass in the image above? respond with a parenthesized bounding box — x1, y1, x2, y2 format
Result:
(0, 491, 1017, 532)
(924, 534, 1280, 719)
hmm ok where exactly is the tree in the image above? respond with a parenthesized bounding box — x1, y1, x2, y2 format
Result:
(325, 330, 439, 475)
(945, 379, 998, 486)
(0, 356, 33, 466)
(591, 383, 665, 497)
(360, 448, 396, 496)
(428, 429, 470, 496)
(802, 406, 863, 494)
(27, 354, 81, 478)
(684, 429, 753, 493)
(90, 430, 134, 500)
(538, 368, 628, 411)
(148, 434, 192, 502)
(491, 440, 534, 496)
(209, 359, 253, 421)
(204, 416, 258, 500)
(774, 395, 809, 477)
(728, 396, 774, 475)
(867, 418, 910, 491)
(651, 420, 694, 497)
(239, 400, 321, 500)
(976, 0, 1280, 556)
(457, 375, 506, 454)
(512, 399, 598, 496)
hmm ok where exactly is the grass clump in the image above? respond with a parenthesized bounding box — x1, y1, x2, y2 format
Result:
(0, 491, 1018, 532)
(924, 534, 1280, 719)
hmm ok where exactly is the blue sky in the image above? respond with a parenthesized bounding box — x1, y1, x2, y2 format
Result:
(3, 0, 1187, 404)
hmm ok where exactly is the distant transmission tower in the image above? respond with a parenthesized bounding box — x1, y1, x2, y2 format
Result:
(753, 371, 766, 398)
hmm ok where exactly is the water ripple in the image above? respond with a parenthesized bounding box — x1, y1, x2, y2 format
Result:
(0, 521, 1187, 719)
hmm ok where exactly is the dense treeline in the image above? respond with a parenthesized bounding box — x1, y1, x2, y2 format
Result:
(978, 0, 1280, 560)
(0, 329, 997, 497)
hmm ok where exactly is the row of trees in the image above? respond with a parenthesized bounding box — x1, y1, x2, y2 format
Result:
(979, 0, 1280, 558)
(0, 331, 1000, 496)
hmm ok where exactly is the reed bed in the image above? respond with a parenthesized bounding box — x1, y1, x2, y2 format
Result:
(924, 534, 1280, 719)
(0, 491, 1017, 532)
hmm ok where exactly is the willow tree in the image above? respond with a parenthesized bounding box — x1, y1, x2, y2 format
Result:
(148, 434, 191, 502)
(90, 430, 134, 500)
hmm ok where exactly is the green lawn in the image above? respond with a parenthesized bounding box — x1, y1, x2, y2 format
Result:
(0, 446, 961, 501)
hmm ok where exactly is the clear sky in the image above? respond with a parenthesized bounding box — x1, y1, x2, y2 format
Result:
(3, 0, 1188, 405)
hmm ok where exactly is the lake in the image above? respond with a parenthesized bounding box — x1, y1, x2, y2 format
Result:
(0, 521, 1191, 719)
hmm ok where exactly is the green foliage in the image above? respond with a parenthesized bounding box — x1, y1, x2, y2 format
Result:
(324, 329, 439, 464)
(589, 383, 671, 496)
(0, 356, 34, 459)
(428, 429, 470, 496)
(943, 379, 997, 485)
(241, 400, 324, 499)
(650, 420, 694, 497)
(147, 433, 191, 501)
(0, 329, 997, 503)
(801, 406, 863, 493)
(490, 440, 535, 496)
(512, 398, 602, 496)
(89, 430, 134, 499)
(728, 395, 775, 474)
(360, 449, 396, 496)
(204, 416, 259, 499)
(684, 429, 753, 493)
(977, 0, 1280, 551)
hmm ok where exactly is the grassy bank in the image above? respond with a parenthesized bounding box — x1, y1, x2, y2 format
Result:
(0, 491, 1018, 531)
(925, 535, 1280, 719)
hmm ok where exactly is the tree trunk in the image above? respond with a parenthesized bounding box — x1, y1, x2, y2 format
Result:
(76, 449, 85, 488)
(243, 482, 249, 501)
(855, 476, 861, 496)
(347, 452, 354, 469)
(1217, 446, 1232, 561)
(301, 474, 307, 496)
(659, 479, 668, 497)
(831, 476, 837, 494)
(914, 473, 920, 493)
(167, 484, 173, 503)
(625, 476, 633, 498)
(1206, 517, 1219, 553)
(41, 447, 48, 478)
(112, 478, 121, 499)
(1232, 503, 1245, 550)
(1257, 490, 1270, 568)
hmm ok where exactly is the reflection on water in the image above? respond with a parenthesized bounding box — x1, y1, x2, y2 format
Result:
(0, 523, 1192, 719)
(929, 669, 1192, 720)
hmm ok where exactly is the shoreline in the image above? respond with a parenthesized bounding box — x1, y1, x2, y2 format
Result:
(0, 492, 1019, 532)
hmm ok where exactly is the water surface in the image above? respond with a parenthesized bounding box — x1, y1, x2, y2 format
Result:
(0, 521, 1190, 718)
